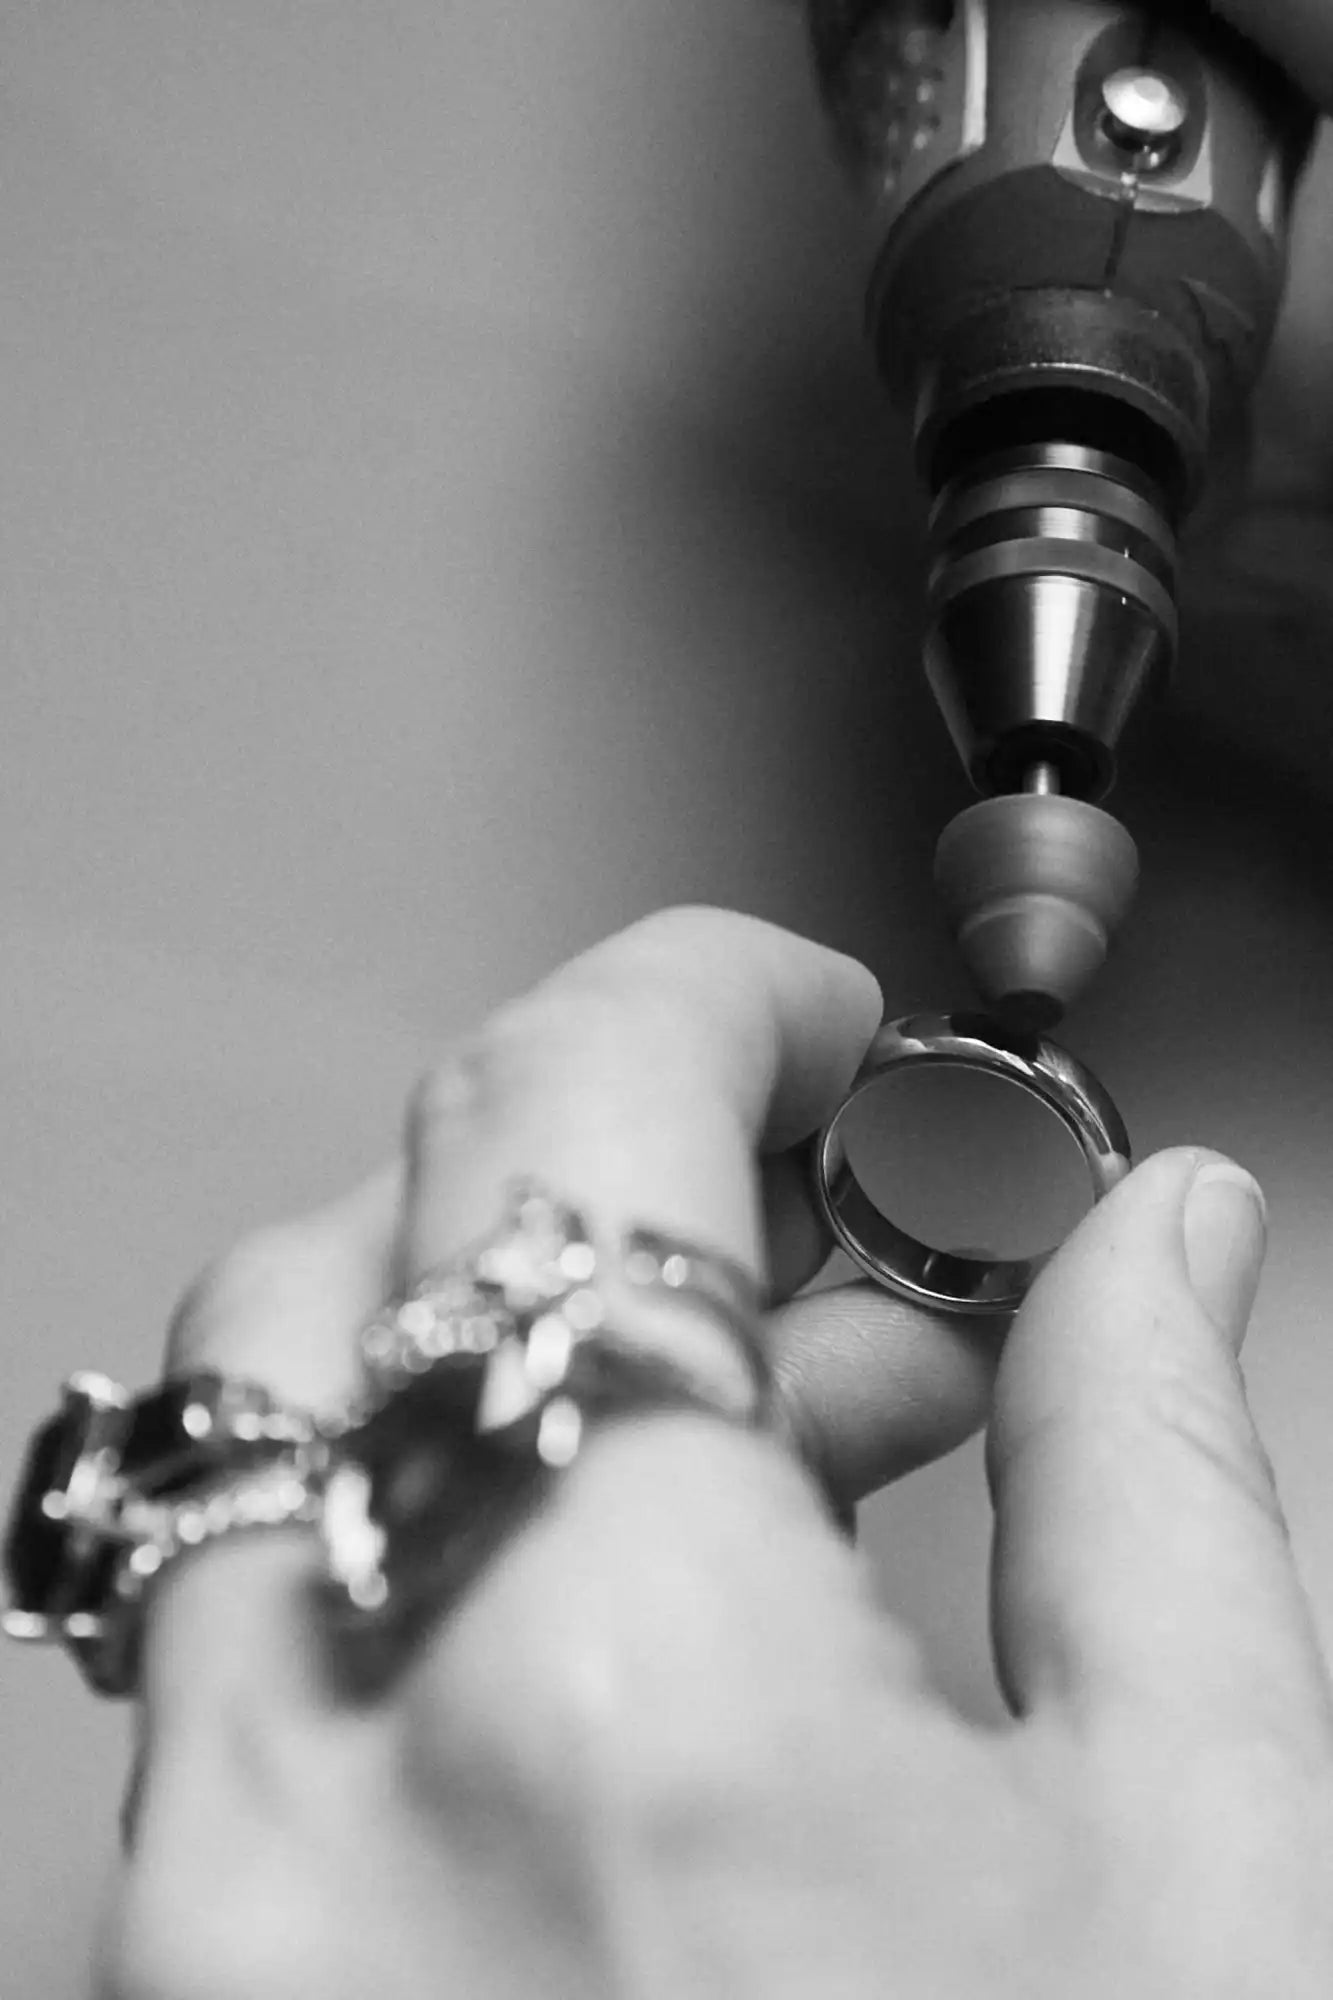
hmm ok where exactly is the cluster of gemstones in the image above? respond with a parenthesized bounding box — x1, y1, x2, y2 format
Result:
(2, 1370, 322, 1694)
(4, 1182, 767, 1696)
(321, 1185, 615, 1619)
(2, 1187, 620, 1692)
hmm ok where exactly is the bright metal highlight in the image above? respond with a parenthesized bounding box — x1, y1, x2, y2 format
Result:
(813, 1012, 1130, 1316)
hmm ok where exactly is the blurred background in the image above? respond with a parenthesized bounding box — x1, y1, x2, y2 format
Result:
(1, 6, 1332, 1991)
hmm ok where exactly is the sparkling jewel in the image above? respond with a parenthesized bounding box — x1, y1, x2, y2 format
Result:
(397, 1300, 437, 1341)
(3, 1387, 124, 1624)
(523, 1313, 574, 1392)
(473, 1187, 595, 1307)
(476, 1338, 543, 1433)
(558, 1243, 597, 1284)
(562, 1288, 604, 1333)
(537, 1398, 582, 1468)
(363, 1323, 396, 1361)
(322, 1461, 389, 1611)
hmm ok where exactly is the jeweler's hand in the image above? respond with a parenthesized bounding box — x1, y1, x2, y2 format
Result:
(101, 908, 1333, 2000)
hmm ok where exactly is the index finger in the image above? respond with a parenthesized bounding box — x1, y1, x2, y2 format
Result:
(399, 904, 883, 1295)
(356, 906, 939, 1805)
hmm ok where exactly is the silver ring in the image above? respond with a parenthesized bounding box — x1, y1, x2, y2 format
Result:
(319, 1180, 772, 1675)
(2, 1369, 327, 1698)
(351, 1181, 767, 1420)
(813, 1012, 1131, 1316)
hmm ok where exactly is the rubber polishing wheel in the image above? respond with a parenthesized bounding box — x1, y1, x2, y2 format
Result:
(933, 793, 1140, 1024)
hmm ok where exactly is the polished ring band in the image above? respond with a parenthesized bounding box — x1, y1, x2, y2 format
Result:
(813, 1012, 1132, 1316)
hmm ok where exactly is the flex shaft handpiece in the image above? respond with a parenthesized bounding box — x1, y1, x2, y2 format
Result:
(806, 0, 1314, 1024)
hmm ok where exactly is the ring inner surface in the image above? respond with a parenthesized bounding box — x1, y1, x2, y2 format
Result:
(823, 1143, 1038, 1306)
(823, 1057, 1099, 1309)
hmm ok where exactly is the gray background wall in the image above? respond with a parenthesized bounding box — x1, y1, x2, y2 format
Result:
(2, 7, 1331, 1992)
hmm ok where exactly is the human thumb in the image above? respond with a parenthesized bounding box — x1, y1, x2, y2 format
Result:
(983, 1147, 1331, 1736)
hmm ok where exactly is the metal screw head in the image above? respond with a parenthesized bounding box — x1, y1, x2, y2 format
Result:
(1100, 67, 1190, 157)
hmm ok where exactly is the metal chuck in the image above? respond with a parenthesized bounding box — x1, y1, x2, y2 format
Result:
(933, 776, 1139, 1030)
(921, 438, 1164, 1027)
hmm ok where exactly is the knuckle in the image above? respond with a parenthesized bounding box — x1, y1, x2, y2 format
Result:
(409, 974, 704, 1149)
(164, 1222, 322, 1370)
(587, 1678, 890, 1881)
(407, 1031, 508, 1147)
(407, 992, 587, 1147)
(408, 906, 781, 1153)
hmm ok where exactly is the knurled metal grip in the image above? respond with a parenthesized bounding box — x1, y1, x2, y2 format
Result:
(805, 0, 1313, 811)
(807, 0, 1313, 500)
(804, 0, 1315, 1015)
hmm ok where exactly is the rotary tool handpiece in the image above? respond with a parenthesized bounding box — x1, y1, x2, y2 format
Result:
(807, 0, 1314, 1023)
